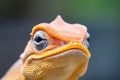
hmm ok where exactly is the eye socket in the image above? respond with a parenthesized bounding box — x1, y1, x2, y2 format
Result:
(33, 31, 48, 51)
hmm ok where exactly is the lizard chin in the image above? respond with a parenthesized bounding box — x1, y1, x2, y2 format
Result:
(22, 49, 89, 80)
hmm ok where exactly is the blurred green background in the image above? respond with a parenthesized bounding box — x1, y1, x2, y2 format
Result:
(0, 0, 119, 80)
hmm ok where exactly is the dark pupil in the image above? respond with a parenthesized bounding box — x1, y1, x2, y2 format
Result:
(33, 35, 48, 51)
(34, 36, 42, 43)
(87, 37, 90, 42)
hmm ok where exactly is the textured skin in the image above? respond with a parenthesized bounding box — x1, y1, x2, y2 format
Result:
(1, 16, 91, 80)
(22, 50, 89, 80)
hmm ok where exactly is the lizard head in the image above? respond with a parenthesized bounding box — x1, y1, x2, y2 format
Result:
(20, 16, 91, 80)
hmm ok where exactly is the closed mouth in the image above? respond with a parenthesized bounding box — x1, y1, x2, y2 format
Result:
(24, 42, 91, 64)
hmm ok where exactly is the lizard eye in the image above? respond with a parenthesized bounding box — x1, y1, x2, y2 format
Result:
(87, 37, 90, 42)
(87, 32, 90, 42)
(86, 32, 90, 48)
(33, 31, 48, 51)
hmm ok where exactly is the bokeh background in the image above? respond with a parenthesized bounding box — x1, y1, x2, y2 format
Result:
(0, 0, 120, 80)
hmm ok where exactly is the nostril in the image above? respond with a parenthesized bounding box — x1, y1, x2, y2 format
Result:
(61, 41, 67, 45)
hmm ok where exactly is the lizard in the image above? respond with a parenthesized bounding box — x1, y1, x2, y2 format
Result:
(1, 15, 91, 80)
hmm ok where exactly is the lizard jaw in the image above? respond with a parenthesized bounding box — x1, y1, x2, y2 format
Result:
(24, 41, 91, 64)
(22, 49, 89, 80)
(21, 41, 91, 80)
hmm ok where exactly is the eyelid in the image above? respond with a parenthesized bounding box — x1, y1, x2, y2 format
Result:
(33, 31, 47, 40)
(86, 32, 90, 39)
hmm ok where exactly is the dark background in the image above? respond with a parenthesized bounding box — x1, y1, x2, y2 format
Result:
(0, 0, 120, 80)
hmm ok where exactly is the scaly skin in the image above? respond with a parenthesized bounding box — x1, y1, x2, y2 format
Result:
(1, 16, 91, 80)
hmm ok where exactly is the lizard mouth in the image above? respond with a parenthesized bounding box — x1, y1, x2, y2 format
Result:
(22, 49, 89, 80)
(24, 41, 91, 64)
